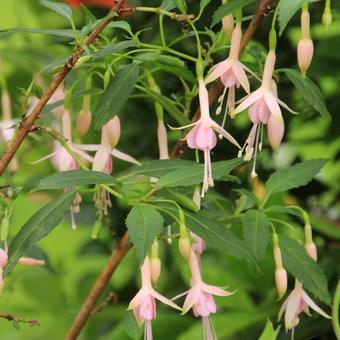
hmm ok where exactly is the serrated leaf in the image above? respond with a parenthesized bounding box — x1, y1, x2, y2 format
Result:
(211, 0, 255, 27)
(265, 159, 327, 198)
(5, 191, 76, 275)
(258, 319, 280, 340)
(155, 158, 242, 188)
(126, 205, 164, 263)
(92, 40, 136, 60)
(140, 87, 191, 126)
(279, 235, 331, 304)
(94, 64, 139, 129)
(36, 170, 115, 190)
(242, 210, 269, 261)
(281, 68, 331, 119)
(278, 0, 317, 35)
(40, 0, 73, 22)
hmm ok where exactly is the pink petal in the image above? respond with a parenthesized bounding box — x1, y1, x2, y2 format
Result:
(92, 147, 111, 173)
(232, 62, 250, 93)
(30, 151, 58, 165)
(187, 123, 200, 149)
(205, 60, 231, 84)
(111, 148, 141, 165)
(302, 291, 331, 319)
(150, 288, 182, 311)
(195, 124, 217, 151)
(267, 115, 284, 150)
(182, 287, 200, 314)
(212, 123, 241, 149)
(74, 143, 99, 151)
(202, 283, 234, 297)
(128, 288, 148, 310)
(278, 298, 288, 321)
(72, 147, 94, 163)
(277, 98, 299, 115)
(284, 290, 302, 330)
(264, 92, 283, 124)
(234, 89, 264, 116)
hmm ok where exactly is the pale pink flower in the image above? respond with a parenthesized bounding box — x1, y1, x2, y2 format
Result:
(177, 80, 240, 196)
(157, 119, 169, 160)
(0, 248, 8, 294)
(206, 22, 250, 118)
(278, 280, 331, 331)
(128, 257, 181, 340)
(234, 51, 296, 177)
(174, 250, 233, 340)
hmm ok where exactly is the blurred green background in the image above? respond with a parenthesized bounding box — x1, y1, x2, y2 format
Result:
(0, 1, 339, 339)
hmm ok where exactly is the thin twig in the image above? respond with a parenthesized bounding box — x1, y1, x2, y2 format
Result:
(170, 0, 274, 159)
(0, 312, 40, 327)
(0, 0, 127, 177)
(90, 291, 118, 316)
(64, 232, 130, 340)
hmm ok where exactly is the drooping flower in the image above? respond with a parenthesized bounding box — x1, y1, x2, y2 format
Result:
(174, 249, 233, 340)
(178, 79, 240, 196)
(278, 280, 331, 331)
(234, 50, 296, 177)
(206, 22, 250, 119)
(128, 257, 181, 340)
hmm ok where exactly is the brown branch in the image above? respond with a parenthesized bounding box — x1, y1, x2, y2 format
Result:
(170, 0, 274, 159)
(0, 0, 127, 177)
(0, 312, 40, 327)
(64, 232, 130, 340)
(90, 291, 118, 316)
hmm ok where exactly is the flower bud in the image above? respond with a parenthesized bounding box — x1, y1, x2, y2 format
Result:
(305, 242, 317, 261)
(179, 236, 191, 260)
(297, 39, 314, 76)
(104, 116, 121, 148)
(150, 258, 161, 285)
(76, 109, 92, 136)
(275, 267, 288, 299)
(157, 120, 169, 160)
(222, 15, 234, 39)
(0, 248, 8, 268)
(322, 9, 332, 29)
(18, 257, 45, 267)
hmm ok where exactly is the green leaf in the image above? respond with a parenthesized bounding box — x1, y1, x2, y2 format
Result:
(91, 40, 136, 60)
(126, 205, 164, 263)
(5, 191, 76, 275)
(107, 20, 133, 36)
(184, 211, 255, 263)
(211, 0, 255, 27)
(265, 159, 327, 198)
(36, 170, 116, 190)
(175, 0, 187, 13)
(0, 27, 76, 38)
(258, 319, 280, 340)
(160, 0, 177, 11)
(233, 188, 258, 206)
(278, 0, 317, 35)
(279, 235, 331, 304)
(242, 210, 269, 261)
(40, 0, 73, 22)
(94, 64, 139, 129)
(200, 0, 213, 11)
(155, 159, 242, 189)
(281, 68, 331, 119)
(140, 87, 191, 126)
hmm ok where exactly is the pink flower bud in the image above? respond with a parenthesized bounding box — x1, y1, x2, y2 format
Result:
(222, 15, 234, 39)
(76, 110, 92, 136)
(305, 242, 317, 261)
(297, 38, 314, 76)
(18, 257, 45, 267)
(157, 120, 169, 160)
(0, 248, 8, 268)
(150, 258, 161, 285)
(275, 268, 288, 299)
(104, 116, 121, 148)
(179, 237, 191, 260)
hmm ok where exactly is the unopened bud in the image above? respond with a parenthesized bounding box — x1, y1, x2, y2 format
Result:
(0, 217, 9, 241)
(105, 116, 121, 148)
(322, 8, 332, 29)
(0, 248, 8, 268)
(76, 110, 92, 136)
(222, 15, 234, 39)
(305, 242, 317, 261)
(275, 267, 287, 299)
(297, 38, 314, 76)
(74, 55, 91, 68)
(18, 257, 45, 267)
(157, 120, 169, 160)
(150, 258, 161, 285)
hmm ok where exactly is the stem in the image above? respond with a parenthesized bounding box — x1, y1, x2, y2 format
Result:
(333, 280, 340, 340)
(64, 232, 130, 340)
(0, 0, 126, 176)
(135, 7, 194, 21)
(159, 14, 166, 47)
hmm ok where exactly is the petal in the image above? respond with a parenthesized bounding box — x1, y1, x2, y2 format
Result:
(278, 98, 299, 115)
(205, 60, 231, 84)
(232, 62, 250, 93)
(171, 290, 190, 301)
(201, 283, 234, 297)
(128, 288, 147, 310)
(92, 147, 111, 172)
(212, 123, 241, 149)
(186, 124, 200, 149)
(278, 298, 288, 321)
(111, 148, 141, 165)
(233, 89, 263, 116)
(29, 151, 58, 165)
(150, 288, 182, 311)
(168, 121, 199, 131)
(264, 92, 284, 124)
(182, 287, 200, 314)
(267, 115, 284, 151)
(302, 291, 331, 319)
(74, 143, 99, 151)
(284, 292, 301, 330)
(72, 147, 94, 163)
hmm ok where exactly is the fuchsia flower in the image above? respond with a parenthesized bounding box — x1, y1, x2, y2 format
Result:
(234, 50, 296, 177)
(0, 90, 15, 143)
(180, 80, 240, 196)
(206, 22, 250, 118)
(128, 257, 181, 340)
(174, 249, 233, 340)
(278, 280, 331, 331)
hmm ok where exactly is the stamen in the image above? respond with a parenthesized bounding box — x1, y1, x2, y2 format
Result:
(215, 88, 227, 115)
(227, 86, 236, 118)
(251, 123, 261, 178)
